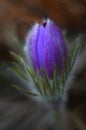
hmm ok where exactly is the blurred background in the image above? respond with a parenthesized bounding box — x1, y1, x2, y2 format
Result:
(0, 0, 86, 130)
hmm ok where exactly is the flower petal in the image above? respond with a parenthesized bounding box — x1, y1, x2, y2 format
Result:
(25, 23, 40, 69)
(42, 20, 63, 77)
(52, 22, 68, 60)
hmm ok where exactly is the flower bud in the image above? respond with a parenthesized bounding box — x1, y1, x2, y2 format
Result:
(25, 19, 68, 78)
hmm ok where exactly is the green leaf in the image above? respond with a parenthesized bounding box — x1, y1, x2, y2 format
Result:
(10, 67, 28, 81)
(52, 64, 59, 96)
(10, 52, 23, 62)
(71, 42, 80, 68)
(41, 68, 52, 95)
(35, 70, 45, 95)
(12, 84, 38, 96)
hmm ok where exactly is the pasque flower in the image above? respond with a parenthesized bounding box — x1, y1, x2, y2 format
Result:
(25, 19, 68, 78)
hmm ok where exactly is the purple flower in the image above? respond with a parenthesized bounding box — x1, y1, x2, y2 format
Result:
(25, 19, 68, 78)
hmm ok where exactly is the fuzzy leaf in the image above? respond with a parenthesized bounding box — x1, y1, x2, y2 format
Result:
(10, 67, 28, 81)
(12, 84, 38, 96)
